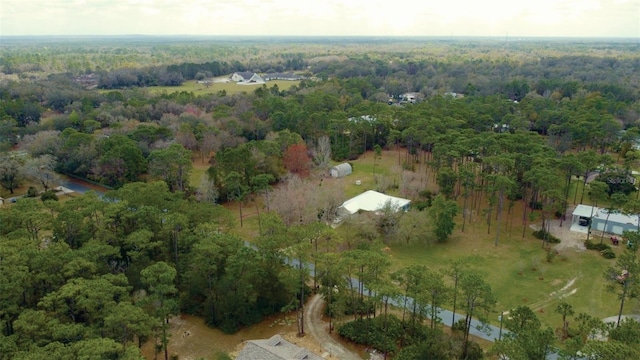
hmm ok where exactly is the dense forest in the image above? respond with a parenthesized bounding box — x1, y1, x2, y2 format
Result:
(1, 36, 640, 359)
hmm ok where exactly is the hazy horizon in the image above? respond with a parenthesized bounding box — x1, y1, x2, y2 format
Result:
(2, 0, 638, 38)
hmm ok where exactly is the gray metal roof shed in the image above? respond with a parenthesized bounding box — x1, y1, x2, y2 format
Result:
(329, 163, 352, 178)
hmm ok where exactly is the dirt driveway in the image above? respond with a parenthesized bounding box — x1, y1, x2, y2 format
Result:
(304, 294, 362, 360)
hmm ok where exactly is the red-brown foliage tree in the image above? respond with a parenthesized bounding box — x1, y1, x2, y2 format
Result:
(283, 143, 311, 176)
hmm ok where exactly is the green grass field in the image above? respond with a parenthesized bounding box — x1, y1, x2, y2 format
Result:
(144, 79, 300, 96)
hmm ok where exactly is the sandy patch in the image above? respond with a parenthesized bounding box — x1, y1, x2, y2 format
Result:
(530, 205, 587, 252)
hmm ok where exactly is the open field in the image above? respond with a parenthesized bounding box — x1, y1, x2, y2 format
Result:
(138, 79, 300, 96)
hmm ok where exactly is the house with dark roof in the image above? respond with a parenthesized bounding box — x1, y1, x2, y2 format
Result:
(231, 72, 265, 84)
(236, 334, 324, 360)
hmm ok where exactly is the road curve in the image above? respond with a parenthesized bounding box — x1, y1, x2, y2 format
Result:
(304, 294, 361, 360)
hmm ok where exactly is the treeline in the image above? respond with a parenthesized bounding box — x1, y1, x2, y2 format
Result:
(1, 65, 639, 200)
(97, 67, 185, 89)
(3, 38, 637, 102)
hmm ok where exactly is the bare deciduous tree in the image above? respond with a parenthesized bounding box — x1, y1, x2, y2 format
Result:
(19, 130, 61, 157)
(400, 168, 423, 199)
(174, 124, 198, 153)
(312, 135, 332, 170)
(313, 177, 344, 224)
(270, 175, 317, 227)
(200, 131, 220, 163)
(24, 155, 61, 191)
(196, 175, 218, 204)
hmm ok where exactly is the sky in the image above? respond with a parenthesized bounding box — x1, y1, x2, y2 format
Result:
(1, 0, 639, 38)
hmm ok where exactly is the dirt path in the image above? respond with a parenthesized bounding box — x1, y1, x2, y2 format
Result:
(304, 294, 362, 360)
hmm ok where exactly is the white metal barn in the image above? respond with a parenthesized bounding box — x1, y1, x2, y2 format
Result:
(337, 190, 411, 217)
(330, 163, 352, 178)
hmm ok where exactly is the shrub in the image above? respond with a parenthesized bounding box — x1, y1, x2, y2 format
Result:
(26, 186, 38, 197)
(40, 190, 59, 202)
(584, 240, 610, 251)
(584, 240, 615, 258)
(412, 201, 430, 211)
(338, 315, 404, 355)
(214, 352, 232, 360)
(601, 248, 616, 259)
(451, 318, 467, 334)
(529, 200, 543, 210)
(532, 229, 561, 244)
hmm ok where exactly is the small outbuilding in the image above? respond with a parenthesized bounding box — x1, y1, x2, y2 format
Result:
(330, 163, 352, 178)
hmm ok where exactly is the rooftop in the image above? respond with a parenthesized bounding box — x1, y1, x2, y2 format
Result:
(572, 204, 640, 227)
(236, 335, 324, 360)
(339, 190, 411, 215)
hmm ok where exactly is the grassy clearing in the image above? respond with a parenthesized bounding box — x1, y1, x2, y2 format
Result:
(189, 156, 209, 189)
(389, 229, 619, 328)
(140, 79, 300, 96)
(338, 149, 405, 199)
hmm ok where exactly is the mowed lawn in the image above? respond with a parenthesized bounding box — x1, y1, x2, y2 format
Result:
(388, 229, 621, 328)
(146, 79, 300, 96)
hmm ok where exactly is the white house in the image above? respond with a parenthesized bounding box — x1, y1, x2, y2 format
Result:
(230, 72, 265, 85)
(337, 190, 411, 217)
(400, 92, 420, 104)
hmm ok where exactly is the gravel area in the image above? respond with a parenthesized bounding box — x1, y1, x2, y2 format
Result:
(530, 205, 588, 253)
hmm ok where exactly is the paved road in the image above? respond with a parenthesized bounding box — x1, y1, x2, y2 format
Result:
(304, 294, 361, 360)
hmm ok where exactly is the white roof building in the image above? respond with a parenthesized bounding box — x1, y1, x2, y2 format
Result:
(231, 72, 265, 85)
(338, 190, 411, 216)
(571, 204, 639, 235)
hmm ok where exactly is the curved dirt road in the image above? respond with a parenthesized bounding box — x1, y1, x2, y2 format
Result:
(304, 294, 361, 360)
